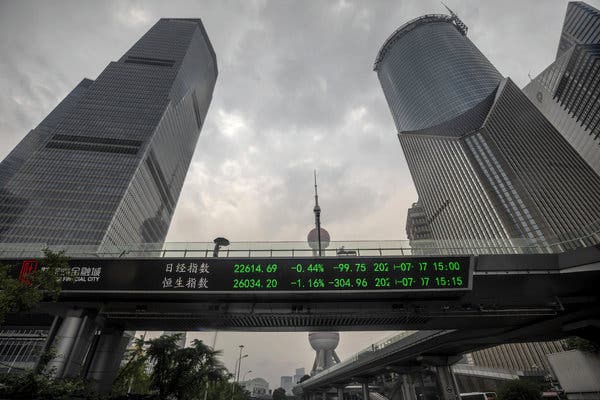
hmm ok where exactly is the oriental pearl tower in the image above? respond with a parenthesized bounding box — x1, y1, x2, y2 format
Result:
(307, 171, 340, 375)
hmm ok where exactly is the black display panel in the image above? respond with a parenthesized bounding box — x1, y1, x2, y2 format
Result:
(9, 256, 472, 293)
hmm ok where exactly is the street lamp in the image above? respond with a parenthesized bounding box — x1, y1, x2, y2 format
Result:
(213, 237, 230, 257)
(231, 345, 246, 400)
(236, 353, 248, 382)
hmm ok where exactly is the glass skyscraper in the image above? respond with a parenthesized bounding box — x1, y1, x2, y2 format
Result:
(523, 1, 600, 175)
(0, 18, 217, 248)
(375, 11, 600, 250)
(375, 5, 600, 384)
(0, 18, 217, 378)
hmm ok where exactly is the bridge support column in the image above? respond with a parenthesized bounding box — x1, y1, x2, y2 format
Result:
(47, 309, 98, 378)
(433, 364, 459, 400)
(361, 382, 370, 400)
(337, 386, 344, 400)
(85, 327, 131, 393)
(400, 374, 416, 400)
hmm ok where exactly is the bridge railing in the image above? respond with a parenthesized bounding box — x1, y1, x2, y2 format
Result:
(0, 219, 599, 258)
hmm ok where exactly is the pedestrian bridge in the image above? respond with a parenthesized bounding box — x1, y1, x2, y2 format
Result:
(2, 238, 599, 334)
(2, 237, 599, 397)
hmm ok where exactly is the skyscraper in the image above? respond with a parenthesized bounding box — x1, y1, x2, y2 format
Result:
(0, 18, 217, 248)
(523, 1, 600, 175)
(375, 5, 599, 384)
(0, 18, 217, 383)
(375, 11, 600, 250)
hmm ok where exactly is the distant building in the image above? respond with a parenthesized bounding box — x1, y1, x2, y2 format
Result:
(294, 367, 306, 383)
(280, 376, 293, 395)
(240, 377, 270, 398)
(406, 201, 433, 255)
(406, 202, 431, 242)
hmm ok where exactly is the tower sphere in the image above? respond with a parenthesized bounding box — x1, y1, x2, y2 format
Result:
(309, 332, 339, 351)
(307, 228, 330, 250)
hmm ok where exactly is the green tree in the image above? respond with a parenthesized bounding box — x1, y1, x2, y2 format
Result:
(566, 336, 600, 353)
(273, 387, 287, 400)
(111, 335, 151, 396)
(0, 347, 101, 400)
(205, 380, 250, 400)
(144, 333, 230, 400)
(0, 249, 68, 326)
(145, 334, 181, 399)
(497, 379, 542, 400)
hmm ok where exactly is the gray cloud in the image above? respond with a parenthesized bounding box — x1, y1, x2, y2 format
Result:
(1, 0, 593, 389)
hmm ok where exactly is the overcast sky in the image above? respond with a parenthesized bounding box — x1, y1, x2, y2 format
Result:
(1, 0, 596, 390)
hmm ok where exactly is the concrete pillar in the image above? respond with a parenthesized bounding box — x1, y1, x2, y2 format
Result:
(85, 327, 131, 393)
(434, 365, 459, 400)
(361, 382, 369, 400)
(33, 315, 61, 373)
(400, 374, 417, 400)
(337, 386, 345, 400)
(47, 309, 98, 378)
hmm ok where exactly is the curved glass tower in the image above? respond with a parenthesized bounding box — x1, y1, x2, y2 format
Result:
(376, 11, 600, 248)
(374, 15, 501, 133)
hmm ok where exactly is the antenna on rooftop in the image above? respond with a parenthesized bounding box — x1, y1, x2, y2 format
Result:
(313, 170, 322, 256)
(307, 170, 330, 256)
(442, 2, 468, 34)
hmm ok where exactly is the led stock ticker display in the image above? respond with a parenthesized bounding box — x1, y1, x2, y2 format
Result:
(19, 256, 472, 293)
(227, 257, 471, 292)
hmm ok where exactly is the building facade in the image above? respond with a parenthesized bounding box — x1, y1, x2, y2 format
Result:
(375, 12, 600, 251)
(240, 377, 270, 398)
(523, 1, 600, 176)
(469, 341, 569, 380)
(0, 18, 217, 248)
(0, 18, 217, 383)
(374, 6, 599, 386)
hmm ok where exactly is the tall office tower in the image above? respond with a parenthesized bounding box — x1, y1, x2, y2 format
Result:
(0, 18, 217, 248)
(523, 2, 600, 175)
(374, 8, 598, 385)
(0, 18, 217, 378)
(374, 11, 600, 249)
